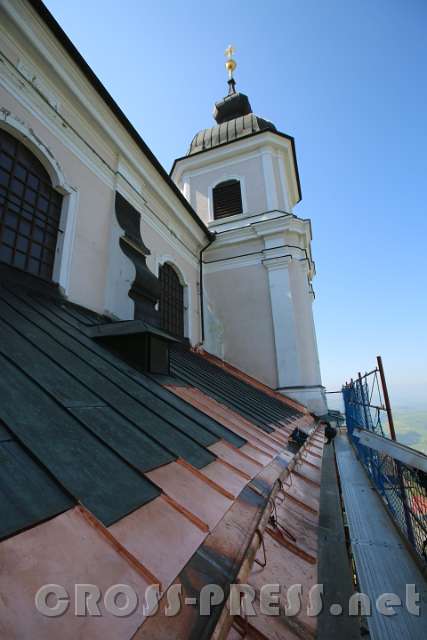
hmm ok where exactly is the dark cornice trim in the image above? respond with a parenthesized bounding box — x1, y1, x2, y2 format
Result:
(171, 129, 303, 204)
(27, 0, 212, 239)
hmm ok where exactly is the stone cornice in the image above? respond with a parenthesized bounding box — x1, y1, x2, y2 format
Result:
(261, 254, 293, 271)
(171, 131, 300, 208)
(1, 0, 209, 244)
(210, 211, 312, 253)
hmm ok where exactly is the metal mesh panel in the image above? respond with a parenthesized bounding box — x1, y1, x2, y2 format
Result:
(159, 263, 184, 338)
(343, 376, 427, 565)
(0, 128, 62, 280)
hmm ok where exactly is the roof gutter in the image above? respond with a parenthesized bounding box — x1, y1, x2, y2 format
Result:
(136, 425, 320, 638)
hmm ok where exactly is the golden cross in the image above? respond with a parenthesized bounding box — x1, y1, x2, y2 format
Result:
(225, 45, 235, 59)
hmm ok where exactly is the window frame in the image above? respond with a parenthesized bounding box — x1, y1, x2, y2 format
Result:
(158, 262, 186, 338)
(208, 175, 247, 222)
(0, 116, 77, 294)
(0, 127, 63, 280)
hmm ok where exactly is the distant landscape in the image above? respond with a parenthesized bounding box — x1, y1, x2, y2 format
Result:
(326, 397, 427, 454)
(392, 408, 427, 454)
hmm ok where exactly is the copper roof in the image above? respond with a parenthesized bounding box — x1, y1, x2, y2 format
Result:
(0, 265, 325, 638)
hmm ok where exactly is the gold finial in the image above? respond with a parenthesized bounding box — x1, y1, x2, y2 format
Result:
(225, 44, 237, 79)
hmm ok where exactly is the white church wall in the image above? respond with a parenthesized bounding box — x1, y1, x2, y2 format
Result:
(0, 0, 207, 345)
(189, 154, 268, 224)
(173, 132, 301, 217)
(201, 213, 327, 414)
(0, 81, 115, 311)
(272, 154, 288, 211)
(289, 260, 322, 386)
(203, 262, 278, 388)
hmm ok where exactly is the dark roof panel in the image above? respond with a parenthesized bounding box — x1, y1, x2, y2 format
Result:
(0, 292, 217, 462)
(0, 431, 74, 541)
(0, 267, 250, 538)
(170, 345, 304, 432)
(3, 286, 245, 449)
(188, 113, 276, 156)
(0, 353, 160, 526)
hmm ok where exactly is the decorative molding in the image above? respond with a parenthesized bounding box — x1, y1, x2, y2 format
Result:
(208, 214, 312, 266)
(0, 9, 207, 248)
(0, 108, 66, 189)
(277, 384, 326, 391)
(209, 209, 292, 233)
(17, 58, 61, 111)
(276, 152, 291, 212)
(261, 150, 279, 211)
(179, 148, 265, 181)
(0, 109, 78, 295)
(262, 255, 293, 272)
(0, 56, 114, 189)
(278, 385, 327, 416)
(172, 131, 293, 182)
(203, 247, 307, 275)
(0, 56, 202, 276)
(115, 192, 161, 325)
(203, 254, 262, 274)
(0, 53, 205, 264)
(265, 255, 301, 388)
(3, 0, 207, 243)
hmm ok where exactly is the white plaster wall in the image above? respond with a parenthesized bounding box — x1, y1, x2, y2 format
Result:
(289, 261, 323, 386)
(0, 1, 207, 345)
(203, 263, 278, 388)
(189, 155, 268, 224)
(0, 84, 114, 311)
(272, 155, 287, 211)
(202, 216, 326, 413)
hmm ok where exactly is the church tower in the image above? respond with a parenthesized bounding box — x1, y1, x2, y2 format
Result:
(171, 47, 326, 415)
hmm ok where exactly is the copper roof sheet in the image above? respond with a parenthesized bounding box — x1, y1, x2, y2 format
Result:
(0, 267, 324, 639)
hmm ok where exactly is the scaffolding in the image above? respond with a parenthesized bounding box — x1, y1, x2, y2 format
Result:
(342, 357, 427, 566)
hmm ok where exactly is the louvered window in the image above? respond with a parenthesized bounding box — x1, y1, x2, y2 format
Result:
(0, 128, 62, 280)
(159, 263, 184, 338)
(212, 179, 243, 219)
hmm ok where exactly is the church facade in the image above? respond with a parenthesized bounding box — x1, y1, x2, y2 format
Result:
(0, 0, 325, 413)
(0, 2, 334, 639)
(173, 69, 325, 413)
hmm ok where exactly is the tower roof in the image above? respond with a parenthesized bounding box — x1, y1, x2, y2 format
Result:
(187, 45, 277, 156)
(188, 111, 277, 156)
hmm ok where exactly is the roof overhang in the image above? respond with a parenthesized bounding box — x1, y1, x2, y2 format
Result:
(171, 129, 302, 207)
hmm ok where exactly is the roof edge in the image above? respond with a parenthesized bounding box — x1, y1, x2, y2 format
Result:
(193, 346, 309, 413)
(171, 128, 302, 204)
(27, 0, 212, 239)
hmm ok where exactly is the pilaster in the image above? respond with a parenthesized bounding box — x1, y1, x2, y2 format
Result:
(262, 255, 301, 388)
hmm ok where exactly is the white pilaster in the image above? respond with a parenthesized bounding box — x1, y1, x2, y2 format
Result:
(277, 153, 291, 212)
(261, 151, 279, 211)
(262, 255, 301, 387)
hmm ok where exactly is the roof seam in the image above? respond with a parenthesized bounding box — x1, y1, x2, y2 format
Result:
(0, 288, 227, 460)
(7, 286, 245, 447)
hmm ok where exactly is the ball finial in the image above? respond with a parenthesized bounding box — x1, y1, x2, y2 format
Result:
(225, 44, 237, 79)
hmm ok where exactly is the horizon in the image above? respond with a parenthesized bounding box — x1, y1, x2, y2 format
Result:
(43, 0, 427, 408)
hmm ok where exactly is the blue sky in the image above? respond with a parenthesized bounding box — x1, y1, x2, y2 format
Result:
(44, 0, 427, 407)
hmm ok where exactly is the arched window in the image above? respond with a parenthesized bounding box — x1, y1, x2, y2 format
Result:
(159, 263, 184, 338)
(0, 128, 62, 280)
(212, 179, 243, 219)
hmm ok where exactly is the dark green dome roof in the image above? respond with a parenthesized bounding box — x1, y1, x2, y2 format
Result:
(188, 90, 276, 156)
